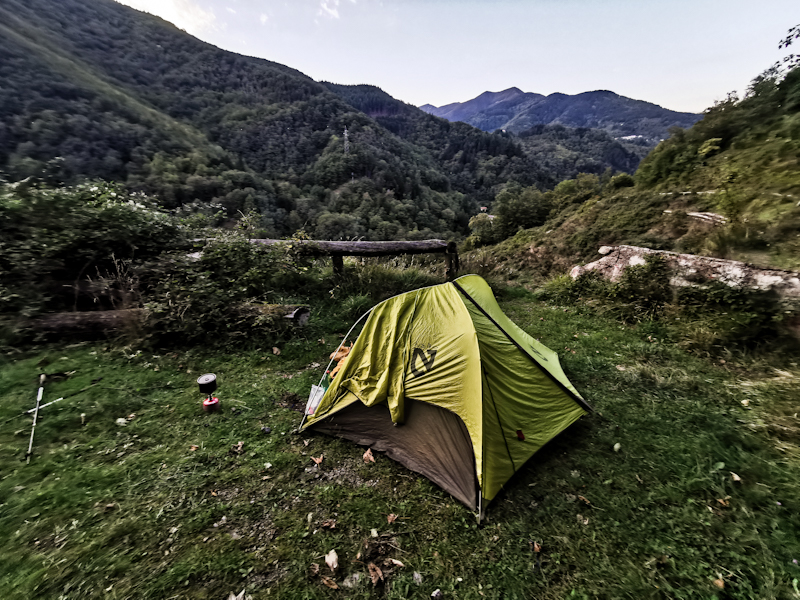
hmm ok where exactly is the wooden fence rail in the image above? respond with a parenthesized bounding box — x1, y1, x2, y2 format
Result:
(250, 239, 459, 280)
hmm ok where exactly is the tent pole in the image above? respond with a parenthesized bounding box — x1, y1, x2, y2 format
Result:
(301, 304, 376, 430)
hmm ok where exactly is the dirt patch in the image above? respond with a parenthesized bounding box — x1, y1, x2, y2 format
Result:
(275, 392, 304, 413)
(301, 456, 380, 487)
(209, 511, 276, 549)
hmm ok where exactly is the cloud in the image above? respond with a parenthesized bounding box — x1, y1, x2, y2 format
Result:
(260, 13, 268, 24)
(318, 0, 340, 19)
(114, 0, 216, 34)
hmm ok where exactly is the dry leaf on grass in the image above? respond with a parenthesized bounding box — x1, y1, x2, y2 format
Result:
(325, 549, 338, 573)
(272, 347, 281, 355)
(363, 448, 375, 463)
(532, 541, 542, 553)
(311, 454, 324, 465)
(189, 445, 199, 451)
(321, 576, 339, 589)
(389, 558, 405, 567)
(387, 513, 397, 524)
(730, 472, 742, 482)
(712, 578, 725, 589)
(309, 563, 320, 575)
(368, 562, 383, 586)
(320, 519, 336, 529)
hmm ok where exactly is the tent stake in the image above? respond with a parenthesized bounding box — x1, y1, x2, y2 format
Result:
(25, 374, 45, 464)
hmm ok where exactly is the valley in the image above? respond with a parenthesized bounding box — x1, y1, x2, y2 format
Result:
(0, 1, 799, 598)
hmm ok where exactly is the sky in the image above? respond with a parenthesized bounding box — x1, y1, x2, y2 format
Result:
(114, 0, 797, 114)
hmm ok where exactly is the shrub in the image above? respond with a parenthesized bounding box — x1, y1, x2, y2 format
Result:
(607, 172, 635, 189)
(141, 234, 310, 347)
(539, 256, 797, 354)
(610, 255, 673, 319)
(672, 282, 792, 353)
(539, 256, 671, 321)
(0, 180, 184, 316)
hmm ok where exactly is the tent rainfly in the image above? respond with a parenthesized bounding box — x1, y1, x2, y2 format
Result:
(300, 274, 592, 514)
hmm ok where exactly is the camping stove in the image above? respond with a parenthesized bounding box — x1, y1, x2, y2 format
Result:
(197, 373, 220, 412)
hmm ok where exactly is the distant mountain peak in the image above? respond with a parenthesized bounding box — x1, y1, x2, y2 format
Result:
(421, 87, 701, 141)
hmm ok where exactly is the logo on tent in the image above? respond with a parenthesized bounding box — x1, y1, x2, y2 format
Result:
(410, 348, 437, 377)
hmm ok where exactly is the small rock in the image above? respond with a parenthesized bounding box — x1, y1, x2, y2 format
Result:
(342, 573, 361, 588)
(431, 589, 443, 599)
(613, 443, 621, 452)
(261, 426, 272, 434)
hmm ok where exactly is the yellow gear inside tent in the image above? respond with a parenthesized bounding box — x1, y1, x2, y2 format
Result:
(301, 274, 591, 511)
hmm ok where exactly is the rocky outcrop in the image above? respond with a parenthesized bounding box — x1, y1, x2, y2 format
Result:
(571, 245, 800, 299)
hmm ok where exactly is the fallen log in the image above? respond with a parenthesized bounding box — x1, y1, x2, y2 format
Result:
(25, 305, 311, 336)
(27, 309, 145, 335)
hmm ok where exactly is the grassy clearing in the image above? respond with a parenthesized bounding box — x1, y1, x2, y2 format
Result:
(1, 289, 799, 599)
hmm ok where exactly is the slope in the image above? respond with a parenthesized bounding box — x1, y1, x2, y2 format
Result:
(477, 65, 800, 274)
(0, 0, 478, 239)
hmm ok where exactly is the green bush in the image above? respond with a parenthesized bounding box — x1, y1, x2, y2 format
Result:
(0, 180, 184, 315)
(141, 235, 311, 347)
(672, 282, 792, 352)
(538, 271, 611, 304)
(539, 256, 796, 353)
(539, 256, 670, 321)
(610, 255, 673, 320)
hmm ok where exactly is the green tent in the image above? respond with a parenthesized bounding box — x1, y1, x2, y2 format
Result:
(301, 274, 591, 513)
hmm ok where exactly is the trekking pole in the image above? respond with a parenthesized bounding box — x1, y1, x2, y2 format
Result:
(26, 374, 46, 464)
(2, 377, 103, 426)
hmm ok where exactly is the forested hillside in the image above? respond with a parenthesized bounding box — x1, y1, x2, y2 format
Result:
(1, 0, 650, 241)
(476, 60, 800, 273)
(323, 83, 643, 190)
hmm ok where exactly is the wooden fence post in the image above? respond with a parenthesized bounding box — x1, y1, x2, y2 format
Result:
(332, 255, 344, 275)
(446, 241, 459, 281)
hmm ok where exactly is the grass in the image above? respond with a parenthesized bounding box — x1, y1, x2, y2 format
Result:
(1, 288, 799, 599)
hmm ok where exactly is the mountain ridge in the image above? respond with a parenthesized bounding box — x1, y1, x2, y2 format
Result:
(0, 0, 658, 240)
(421, 87, 702, 142)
